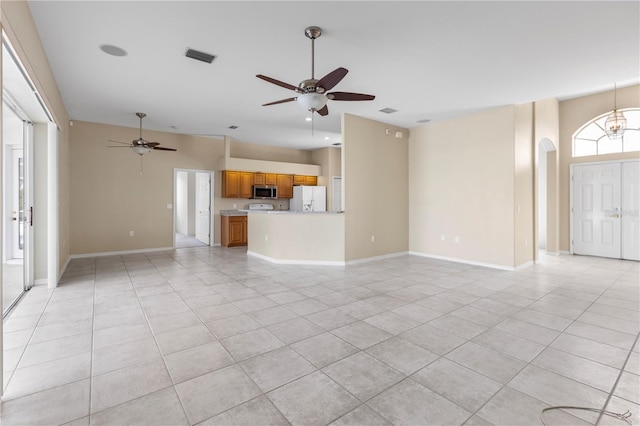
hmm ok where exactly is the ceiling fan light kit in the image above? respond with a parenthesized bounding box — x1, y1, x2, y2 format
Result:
(256, 26, 375, 117)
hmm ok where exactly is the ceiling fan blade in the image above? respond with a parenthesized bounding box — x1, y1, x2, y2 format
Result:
(108, 146, 132, 148)
(315, 105, 329, 116)
(262, 97, 297, 106)
(317, 67, 348, 91)
(146, 142, 160, 147)
(256, 75, 300, 92)
(152, 146, 177, 151)
(327, 92, 375, 101)
(108, 139, 130, 145)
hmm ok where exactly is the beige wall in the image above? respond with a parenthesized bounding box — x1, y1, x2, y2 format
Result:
(343, 114, 408, 261)
(514, 103, 534, 267)
(69, 120, 314, 254)
(558, 84, 640, 251)
(409, 106, 516, 268)
(311, 147, 341, 212)
(534, 98, 560, 254)
(248, 212, 345, 263)
(1, 0, 71, 275)
(231, 140, 312, 164)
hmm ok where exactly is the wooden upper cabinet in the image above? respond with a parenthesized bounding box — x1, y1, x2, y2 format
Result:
(222, 170, 254, 198)
(254, 173, 266, 185)
(276, 174, 294, 198)
(293, 175, 318, 186)
(222, 171, 240, 198)
(239, 172, 254, 198)
(265, 173, 277, 185)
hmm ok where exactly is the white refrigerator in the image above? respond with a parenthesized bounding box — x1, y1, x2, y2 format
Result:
(290, 186, 326, 212)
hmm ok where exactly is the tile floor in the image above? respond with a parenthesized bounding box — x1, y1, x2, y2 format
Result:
(1, 248, 638, 426)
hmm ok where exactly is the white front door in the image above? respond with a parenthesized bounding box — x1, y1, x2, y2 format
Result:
(573, 160, 640, 260)
(195, 172, 211, 245)
(622, 161, 640, 261)
(573, 163, 621, 258)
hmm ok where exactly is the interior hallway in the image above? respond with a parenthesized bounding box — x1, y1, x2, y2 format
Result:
(1, 248, 638, 425)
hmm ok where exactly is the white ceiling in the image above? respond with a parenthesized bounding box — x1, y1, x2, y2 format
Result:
(27, 1, 639, 150)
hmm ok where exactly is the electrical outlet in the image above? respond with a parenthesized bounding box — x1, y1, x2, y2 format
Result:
(454, 236, 460, 243)
(441, 234, 445, 241)
(371, 235, 375, 242)
(129, 231, 134, 237)
(233, 203, 237, 209)
(265, 235, 268, 242)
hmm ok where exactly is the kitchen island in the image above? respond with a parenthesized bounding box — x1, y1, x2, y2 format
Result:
(247, 210, 345, 265)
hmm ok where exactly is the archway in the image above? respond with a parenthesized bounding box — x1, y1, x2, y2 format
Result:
(537, 138, 558, 257)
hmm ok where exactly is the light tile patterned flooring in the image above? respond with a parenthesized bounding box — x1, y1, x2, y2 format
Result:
(1, 248, 638, 425)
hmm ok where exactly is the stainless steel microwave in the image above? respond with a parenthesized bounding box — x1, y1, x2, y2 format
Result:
(252, 185, 278, 199)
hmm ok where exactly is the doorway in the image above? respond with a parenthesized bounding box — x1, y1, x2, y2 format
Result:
(571, 160, 639, 261)
(174, 169, 214, 248)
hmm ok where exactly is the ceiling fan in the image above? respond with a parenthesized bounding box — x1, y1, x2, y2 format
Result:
(257, 26, 375, 116)
(109, 112, 177, 155)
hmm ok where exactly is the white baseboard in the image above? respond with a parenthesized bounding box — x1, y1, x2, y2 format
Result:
(69, 246, 174, 259)
(247, 251, 346, 266)
(345, 251, 409, 265)
(560, 250, 571, 255)
(514, 261, 534, 271)
(34, 278, 48, 285)
(58, 256, 71, 283)
(409, 251, 517, 271)
(544, 251, 560, 256)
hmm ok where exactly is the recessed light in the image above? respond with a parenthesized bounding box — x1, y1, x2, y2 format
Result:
(324, 136, 330, 140)
(228, 125, 238, 129)
(417, 118, 431, 123)
(379, 107, 398, 114)
(305, 117, 312, 122)
(99, 44, 127, 57)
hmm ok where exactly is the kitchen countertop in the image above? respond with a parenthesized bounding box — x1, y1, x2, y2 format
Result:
(248, 210, 344, 215)
(219, 209, 248, 216)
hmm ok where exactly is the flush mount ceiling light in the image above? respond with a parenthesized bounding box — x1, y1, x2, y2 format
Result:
(99, 44, 127, 57)
(605, 83, 627, 140)
(297, 92, 328, 111)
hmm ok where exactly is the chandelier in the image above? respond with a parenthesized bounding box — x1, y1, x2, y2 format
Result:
(605, 83, 627, 140)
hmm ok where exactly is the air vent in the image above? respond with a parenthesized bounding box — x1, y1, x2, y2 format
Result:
(228, 125, 238, 130)
(417, 118, 431, 123)
(379, 107, 398, 114)
(185, 48, 216, 64)
(332, 143, 342, 146)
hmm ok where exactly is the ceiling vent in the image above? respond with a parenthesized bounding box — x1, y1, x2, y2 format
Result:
(379, 107, 398, 114)
(185, 48, 216, 64)
(228, 125, 238, 129)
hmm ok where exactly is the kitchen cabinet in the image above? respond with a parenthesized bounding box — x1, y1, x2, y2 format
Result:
(254, 173, 265, 185)
(265, 173, 277, 185)
(239, 172, 253, 198)
(254, 173, 277, 186)
(222, 170, 254, 198)
(276, 174, 294, 198)
(293, 175, 318, 186)
(222, 171, 240, 197)
(221, 215, 247, 247)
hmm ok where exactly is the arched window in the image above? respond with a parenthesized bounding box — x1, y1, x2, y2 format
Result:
(572, 108, 640, 157)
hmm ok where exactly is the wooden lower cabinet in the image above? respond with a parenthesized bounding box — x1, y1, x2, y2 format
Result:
(221, 215, 247, 247)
